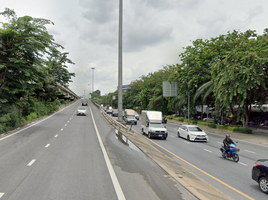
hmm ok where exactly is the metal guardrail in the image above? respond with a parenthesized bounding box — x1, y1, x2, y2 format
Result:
(92, 102, 130, 139)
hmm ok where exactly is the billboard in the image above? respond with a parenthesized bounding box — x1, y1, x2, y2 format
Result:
(163, 81, 178, 97)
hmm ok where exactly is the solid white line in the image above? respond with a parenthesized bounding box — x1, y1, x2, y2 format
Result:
(27, 159, 36, 166)
(89, 106, 126, 200)
(0, 193, 4, 198)
(204, 149, 212, 153)
(45, 144, 50, 148)
(238, 162, 248, 166)
(55, 135, 58, 137)
(244, 150, 255, 154)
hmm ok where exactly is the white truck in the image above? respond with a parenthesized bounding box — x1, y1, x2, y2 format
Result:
(124, 109, 137, 125)
(141, 110, 168, 140)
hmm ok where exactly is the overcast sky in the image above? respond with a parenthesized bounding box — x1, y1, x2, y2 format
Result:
(1, 0, 267, 97)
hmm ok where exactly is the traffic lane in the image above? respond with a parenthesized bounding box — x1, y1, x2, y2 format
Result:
(166, 121, 268, 165)
(0, 103, 82, 198)
(5, 107, 118, 200)
(143, 126, 265, 199)
(167, 121, 268, 161)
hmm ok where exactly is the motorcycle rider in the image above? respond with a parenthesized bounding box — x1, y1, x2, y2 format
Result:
(223, 134, 235, 157)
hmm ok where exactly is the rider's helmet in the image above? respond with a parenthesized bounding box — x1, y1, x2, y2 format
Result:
(226, 134, 230, 138)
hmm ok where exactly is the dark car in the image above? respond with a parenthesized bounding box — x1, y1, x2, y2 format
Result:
(252, 159, 268, 194)
(82, 101, 88, 106)
(162, 116, 167, 124)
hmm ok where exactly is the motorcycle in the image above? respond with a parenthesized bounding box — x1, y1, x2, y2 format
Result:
(220, 142, 240, 162)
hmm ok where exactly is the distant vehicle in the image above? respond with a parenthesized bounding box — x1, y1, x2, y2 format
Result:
(77, 107, 87, 116)
(106, 109, 113, 114)
(141, 110, 168, 140)
(124, 109, 137, 125)
(135, 112, 139, 120)
(112, 110, 118, 117)
(177, 125, 208, 142)
(252, 159, 268, 194)
(162, 116, 167, 124)
(124, 115, 137, 125)
(203, 118, 214, 122)
(82, 101, 88, 106)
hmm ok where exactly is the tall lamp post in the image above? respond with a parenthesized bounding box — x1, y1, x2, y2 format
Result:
(88, 83, 90, 99)
(118, 0, 123, 122)
(91, 67, 95, 93)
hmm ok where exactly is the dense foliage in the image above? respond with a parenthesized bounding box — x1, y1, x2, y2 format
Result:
(0, 8, 75, 133)
(93, 29, 268, 128)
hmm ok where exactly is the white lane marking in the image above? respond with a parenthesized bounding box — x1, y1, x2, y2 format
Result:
(27, 159, 36, 166)
(55, 135, 58, 137)
(45, 144, 50, 148)
(204, 149, 212, 153)
(89, 106, 126, 200)
(61, 129, 63, 131)
(244, 150, 255, 154)
(238, 162, 248, 166)
(0, 193, 4, 198)
(68, 121, 70, 123)
(0, 104, 75, 142)
(65, 124, 67, 126)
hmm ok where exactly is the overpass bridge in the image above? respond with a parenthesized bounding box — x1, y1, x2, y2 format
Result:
(56, 83, 79, 100)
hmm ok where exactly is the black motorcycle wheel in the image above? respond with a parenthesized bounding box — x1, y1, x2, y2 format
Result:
(233, 154, 239, 162)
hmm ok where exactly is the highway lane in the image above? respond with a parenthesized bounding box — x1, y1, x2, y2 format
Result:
(130, 120, 268, 200)
(0, 101, 195, 200)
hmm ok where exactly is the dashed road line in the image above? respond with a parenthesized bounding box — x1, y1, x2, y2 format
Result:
(45, 144, 50, 148)
(244, 150, 255, 154)
(55, 135, 58, 137)
(238, 162, 248, 166)
(27, 159, 36, 166)
(204, 149, 212, 153)
(0, 193, 4, 198)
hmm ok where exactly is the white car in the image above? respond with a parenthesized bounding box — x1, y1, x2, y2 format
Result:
(77, 107, 87, 116)
(177, 125, 208, 142)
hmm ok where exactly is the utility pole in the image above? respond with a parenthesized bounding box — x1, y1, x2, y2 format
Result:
(118, 0, 123, 122)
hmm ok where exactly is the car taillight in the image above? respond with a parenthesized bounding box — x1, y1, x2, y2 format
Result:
(253, 162, 260, 167)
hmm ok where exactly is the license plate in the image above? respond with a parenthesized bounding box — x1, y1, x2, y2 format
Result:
(158, 135, 162, 137)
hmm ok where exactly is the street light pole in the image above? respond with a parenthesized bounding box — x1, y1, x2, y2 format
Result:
(88, 83, 90, 99)
(118, 0, 123, 122)
(91, 67, 95, 93)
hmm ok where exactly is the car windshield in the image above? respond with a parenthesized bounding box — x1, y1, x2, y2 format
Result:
(150, 123, 164, 128)
(128, 116, 135, 119)
(78, 107, 86, 110)
(188, 126, 202, 132)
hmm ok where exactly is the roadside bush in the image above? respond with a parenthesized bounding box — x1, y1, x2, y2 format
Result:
(208, 123, 217, 128)
(26, 113, 38, 121)
(166, 115, 174, 119)
(174, 117, 184, 122)
(197, 121, 214, 126)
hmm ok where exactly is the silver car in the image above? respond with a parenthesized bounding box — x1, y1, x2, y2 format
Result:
(77, 107, 87, 116)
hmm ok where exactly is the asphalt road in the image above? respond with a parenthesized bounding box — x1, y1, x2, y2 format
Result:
(130, 118, 268, 200)
(0, 101, 196, 200)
